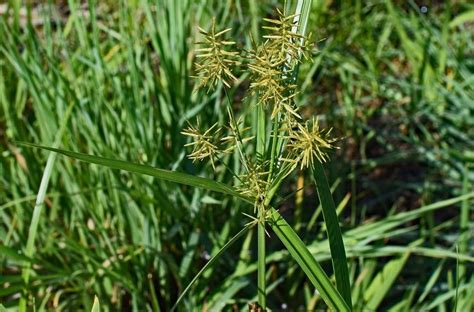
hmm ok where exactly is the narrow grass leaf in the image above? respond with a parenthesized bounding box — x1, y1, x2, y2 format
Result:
(0, 245, 35, 263)
(171, 224, 252, 311)
(19, 143, 251, 204)
(449, 10, 474, 28)
(19, 102, 75, 312)
(269, 208, 350, 311)
(91, 296, 100, 312)
(312, 162, 352, 307)
(364, 240, 421, 310)
(257, 221, 266, 309)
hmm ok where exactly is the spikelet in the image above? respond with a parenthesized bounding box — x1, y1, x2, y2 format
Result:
(181, 119, 222, 169)
(262, 8, 312, 71)
(285, 117, 338, 169)
(237, 161, 269, 213)
(194, 18, 240, 91)
(247, 40, 286, 108)
(247, 7, 312, 119)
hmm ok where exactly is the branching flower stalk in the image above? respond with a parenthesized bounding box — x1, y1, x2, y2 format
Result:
(182, 3, 338, 310)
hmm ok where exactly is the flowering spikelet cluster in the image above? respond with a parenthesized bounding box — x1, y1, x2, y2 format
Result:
(185, 7, 338, 217)
(237, 162, 269, 212)
(181, 120, 222, 169)
(194, 18, 240, 91)
(221, 114, 254, 153)
(247, 7, 311, 121)
(262, 8, 311, 65)
(181, 113, 255, 169)
(247, 42, 286, 108)
(285, 117, 338, 169)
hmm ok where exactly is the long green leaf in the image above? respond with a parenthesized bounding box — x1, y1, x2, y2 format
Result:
(20, 102, 75, 312)
(269, 208, 350, 311)
(0, 245, 35, 263)
(312, 162, 352, 307)
(364, 240, 421, 310)
(19, 143, 251, 204)
(91, 296, 100, 312)
(449, 10, 474, 28)
(171, 224, 252, 311)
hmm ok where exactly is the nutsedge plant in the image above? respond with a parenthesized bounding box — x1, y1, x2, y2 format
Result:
(182, 2, 350, 310)
(185, 7, 337, 204)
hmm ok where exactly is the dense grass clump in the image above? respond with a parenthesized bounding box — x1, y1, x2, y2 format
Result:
(0, 1, 473, 311)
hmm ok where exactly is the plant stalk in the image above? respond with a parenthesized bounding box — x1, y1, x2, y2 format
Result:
(257, 216, 266, 310)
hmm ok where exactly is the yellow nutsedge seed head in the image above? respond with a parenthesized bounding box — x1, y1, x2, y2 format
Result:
(193, 18, 240, 92)
(237, 162, 269, 213)
(260, 8, 313, 68)
(247, 42, 288, 109)
(245, 6, 313, 120)
(285, 117, 339, 169)
(181, 120, 222, 170)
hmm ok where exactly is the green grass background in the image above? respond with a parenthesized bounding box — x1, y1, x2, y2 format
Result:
(1, 0, 473, 310)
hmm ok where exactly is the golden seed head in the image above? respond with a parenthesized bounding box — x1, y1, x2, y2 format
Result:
(271, 92, 301, 120)
(285, 117, 338, 169)
(181, 120, 222, 169)
(237, 162, 269, 212)
(194, 18, 240, 92)
(248, 41, 286, 108)
(262, 8, 312, 68)
(246, 7, 312, 120)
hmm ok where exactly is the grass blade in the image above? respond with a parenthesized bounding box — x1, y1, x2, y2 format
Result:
(364, 240, 421, 310)
(0, 245, 35, 263)
(312, 162, 352, 307)
(171, 224, 252, 311)
(269, 208, 350, 311)
(19, 143, 251, 204)
(19, 102, 75, 312)
(91, 296, 100, 312)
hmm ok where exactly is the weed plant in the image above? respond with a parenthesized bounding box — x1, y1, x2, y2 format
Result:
(0, 0, 473, 311)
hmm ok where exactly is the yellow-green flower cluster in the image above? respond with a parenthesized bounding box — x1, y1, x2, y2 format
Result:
(247, 7, 312, 120)
(237, 162, 269, 213)
(194, 18, 240, 92)
(285, 117, 338, 169)
(185, 7, 339, 209)
(181, 114, 253, 170)
(181, 120, 222, 169)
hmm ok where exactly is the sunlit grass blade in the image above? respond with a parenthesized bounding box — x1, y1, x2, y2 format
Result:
(268, 208, 350, 311)
(459, 168, 470, 280)
(312, 162, 352, 307)
(19, 102, 75, 312)
(18, 142, 251, 204)
(417, 259, 446, 304)
(449, 9, 474, 28)
(364, 240, 421, 310)
(171, 224, 252, 311)
(346, 192, 474, 240)
(91, 296, 100, 312)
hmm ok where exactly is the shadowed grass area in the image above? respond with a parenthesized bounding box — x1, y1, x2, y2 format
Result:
(0, 0, 473, 311)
